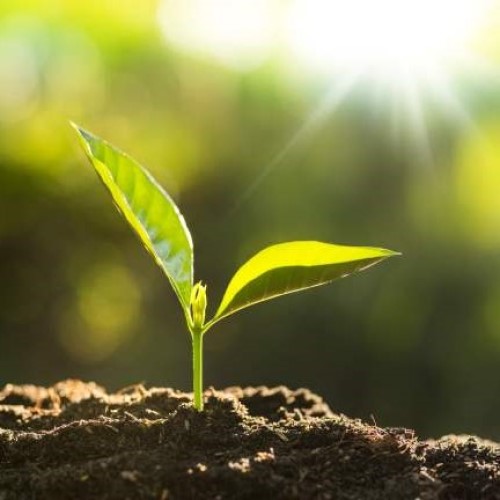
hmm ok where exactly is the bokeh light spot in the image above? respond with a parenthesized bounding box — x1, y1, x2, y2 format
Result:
(455, 123, 500, 249)
(58, 262, 141, 363)
(157, 0, 275, 70)
(0, 36, 38, 123)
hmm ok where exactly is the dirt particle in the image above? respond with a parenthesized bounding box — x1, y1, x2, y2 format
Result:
(120, 470, 140, 481)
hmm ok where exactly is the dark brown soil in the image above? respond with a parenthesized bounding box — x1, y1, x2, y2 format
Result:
(0, 380, 499, 499)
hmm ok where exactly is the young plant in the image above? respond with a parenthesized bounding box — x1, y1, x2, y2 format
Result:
(73, 124, 400, 411)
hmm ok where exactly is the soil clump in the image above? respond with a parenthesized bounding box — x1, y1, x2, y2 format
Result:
(0, 380, 499, 499)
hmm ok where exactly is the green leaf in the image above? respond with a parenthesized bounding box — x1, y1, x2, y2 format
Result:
(212, 241, 399, 324)
(73, 124, 193, 312)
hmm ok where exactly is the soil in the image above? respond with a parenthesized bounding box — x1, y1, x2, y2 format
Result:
(0, 380, 499, 499)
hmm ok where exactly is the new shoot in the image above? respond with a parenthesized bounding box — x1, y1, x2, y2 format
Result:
(73, 124, 400, 411)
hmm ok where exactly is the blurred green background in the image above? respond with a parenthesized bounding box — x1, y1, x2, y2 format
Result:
(2, 0, 500, 440)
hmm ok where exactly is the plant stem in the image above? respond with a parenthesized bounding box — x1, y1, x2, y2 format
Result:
(192, 329, 204, 411)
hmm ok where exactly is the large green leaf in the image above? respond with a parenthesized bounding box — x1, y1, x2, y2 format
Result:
(211, 241, 399, 324)
(73, 124, 193, 311)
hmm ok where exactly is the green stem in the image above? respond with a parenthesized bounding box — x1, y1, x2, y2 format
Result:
(192, 329, 204, 411)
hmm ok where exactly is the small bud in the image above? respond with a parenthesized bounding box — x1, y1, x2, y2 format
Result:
(190, 281, 207, 329)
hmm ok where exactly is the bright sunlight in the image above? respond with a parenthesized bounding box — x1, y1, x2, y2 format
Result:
(283, 0, 496, 167)
(158, 0, 498, 181)
(286, 0, 491, 74)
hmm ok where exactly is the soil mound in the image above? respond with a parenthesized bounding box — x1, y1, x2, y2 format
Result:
(0, 380, 499, 499)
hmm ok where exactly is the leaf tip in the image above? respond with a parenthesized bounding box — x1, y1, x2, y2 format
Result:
(69, 121, 85, 137)
(385, 249, 402, 257)
(370, 247, 401, 259)
(71, 120, 97, 140)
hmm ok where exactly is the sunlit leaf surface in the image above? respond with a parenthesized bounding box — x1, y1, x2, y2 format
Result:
(213, 241, 399, 323)
(74, 124, 193, 311)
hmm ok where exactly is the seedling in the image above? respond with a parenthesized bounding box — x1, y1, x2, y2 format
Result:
(73, 124, 400, 411)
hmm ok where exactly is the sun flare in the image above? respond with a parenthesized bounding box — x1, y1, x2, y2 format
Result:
(158, 0, 498, 190)
(286, 0, 492, 74)
(280, 0, 496, 167)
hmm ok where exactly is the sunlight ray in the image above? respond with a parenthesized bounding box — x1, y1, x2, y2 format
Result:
(422, 63, 477, 133)
(400, 68, 434, 167)
(230, 70, 363, 212)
